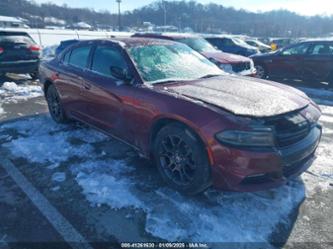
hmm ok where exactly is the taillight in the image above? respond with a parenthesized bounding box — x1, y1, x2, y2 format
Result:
(29, 45, 40, 52)
(0, 47, 4, 54)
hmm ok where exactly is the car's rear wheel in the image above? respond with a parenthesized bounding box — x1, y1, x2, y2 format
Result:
(46, 84, 69, 123)
(153, 123, 211, 195)
(255, 64, 267, 79)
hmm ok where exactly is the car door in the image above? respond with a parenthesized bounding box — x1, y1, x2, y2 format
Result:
(265, 43, 311, 79)
(303, 42, 333, 82)
(82, 41, 141, 144)
(55, 43, 93, 120)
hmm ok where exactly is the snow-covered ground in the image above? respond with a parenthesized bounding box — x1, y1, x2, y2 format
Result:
(2, 28, 132, 47)
(0, 81, 43, 104)
(0, 83, 332, 244)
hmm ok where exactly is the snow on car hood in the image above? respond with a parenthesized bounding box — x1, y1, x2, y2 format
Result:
(202, 51, 250, 64)
(164, 75, 310, 117)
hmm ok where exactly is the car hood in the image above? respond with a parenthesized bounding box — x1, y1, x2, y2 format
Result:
(202, 51, 250, 64)
(162, 75, 310, 117)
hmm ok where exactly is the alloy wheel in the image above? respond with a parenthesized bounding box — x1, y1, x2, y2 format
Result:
(47, 89, 61, 120)
(158, 134, 196, 186)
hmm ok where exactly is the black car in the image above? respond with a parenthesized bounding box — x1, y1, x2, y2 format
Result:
(251, 39, 333, 85)
(0, 31, 40, 79)
(205, 36, 259, 57)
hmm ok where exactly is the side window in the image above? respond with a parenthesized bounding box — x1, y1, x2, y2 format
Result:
(91, 45, 128, 78)
(69, 46, 91, 69)
(310, 43, 333, 55)
(62, 50, 70, 64)
(213, 38, 224, 47)
(282, 43, 310, 55)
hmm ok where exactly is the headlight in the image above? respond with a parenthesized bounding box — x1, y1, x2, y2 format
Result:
(219, 63, 233, 73)
(215, 129, 275, 147)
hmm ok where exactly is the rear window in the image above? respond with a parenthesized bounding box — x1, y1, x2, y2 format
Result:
(0, 35, 35, 44)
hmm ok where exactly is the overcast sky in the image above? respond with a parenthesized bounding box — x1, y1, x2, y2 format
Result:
(33, 0, 333, 16)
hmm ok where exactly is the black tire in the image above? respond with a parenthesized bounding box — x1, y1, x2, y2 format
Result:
(153, 123, 211, 195)
(46, 84, 69, 123)
(255, 64, 267, 79)
(30, 72, 39, 80)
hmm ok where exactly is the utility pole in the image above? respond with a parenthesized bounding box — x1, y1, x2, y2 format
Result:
(116, 0, 122, 31)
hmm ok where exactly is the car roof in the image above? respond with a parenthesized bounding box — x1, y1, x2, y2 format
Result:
(132, 32, 199, 40)
(74, 37, 179, 48)
(301, 38, 333, 43)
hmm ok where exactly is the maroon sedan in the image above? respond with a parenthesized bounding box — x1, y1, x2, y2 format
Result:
(133, 33, 256, 76)
(39, 38, 322, 194)
(251, 39, 333, 85)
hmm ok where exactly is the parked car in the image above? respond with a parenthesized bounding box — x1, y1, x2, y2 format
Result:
(55, 39, 79, 56)
(39, 38, 322, 194)
(205, 36, 260, 57)
(245, 38, 271, 53)
(251, 39, 333, 85)
(133, 33, 256, 76)
(0, 30, 40, 79)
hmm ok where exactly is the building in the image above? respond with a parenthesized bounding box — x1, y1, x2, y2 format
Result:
(0, 15, 29, 28)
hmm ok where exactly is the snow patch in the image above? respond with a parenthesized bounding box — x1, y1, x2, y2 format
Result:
(72, 160, 144, 210)
(71, 158, 305, 242)
(2, 115, 107, 164)
(0, 82, 43, 104)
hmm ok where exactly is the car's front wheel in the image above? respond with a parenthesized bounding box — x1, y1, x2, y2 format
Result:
(255, 64, 267, 79)
(153, 123, 211, 195)
(46, 84, 69, 123)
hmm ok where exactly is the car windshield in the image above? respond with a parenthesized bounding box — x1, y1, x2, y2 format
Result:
(177, 37, 217, 53)
(128, 43, 223, 84)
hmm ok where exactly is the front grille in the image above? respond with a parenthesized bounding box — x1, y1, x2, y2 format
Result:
(232, 62, 251, 73)
(265, 112, 311, 147)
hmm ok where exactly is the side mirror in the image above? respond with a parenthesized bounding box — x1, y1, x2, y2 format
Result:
(110, 66, 133, 83)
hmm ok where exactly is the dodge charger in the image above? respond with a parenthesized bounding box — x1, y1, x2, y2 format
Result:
(39, 38, 322, 194)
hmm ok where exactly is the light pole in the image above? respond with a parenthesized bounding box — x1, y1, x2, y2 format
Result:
(162, 0, 166, 31)
(116, 0, 121, 31)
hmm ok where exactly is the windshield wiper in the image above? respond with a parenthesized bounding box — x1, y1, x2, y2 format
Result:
(200, 74, 222, 79)
(150, 78, 188, 85)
